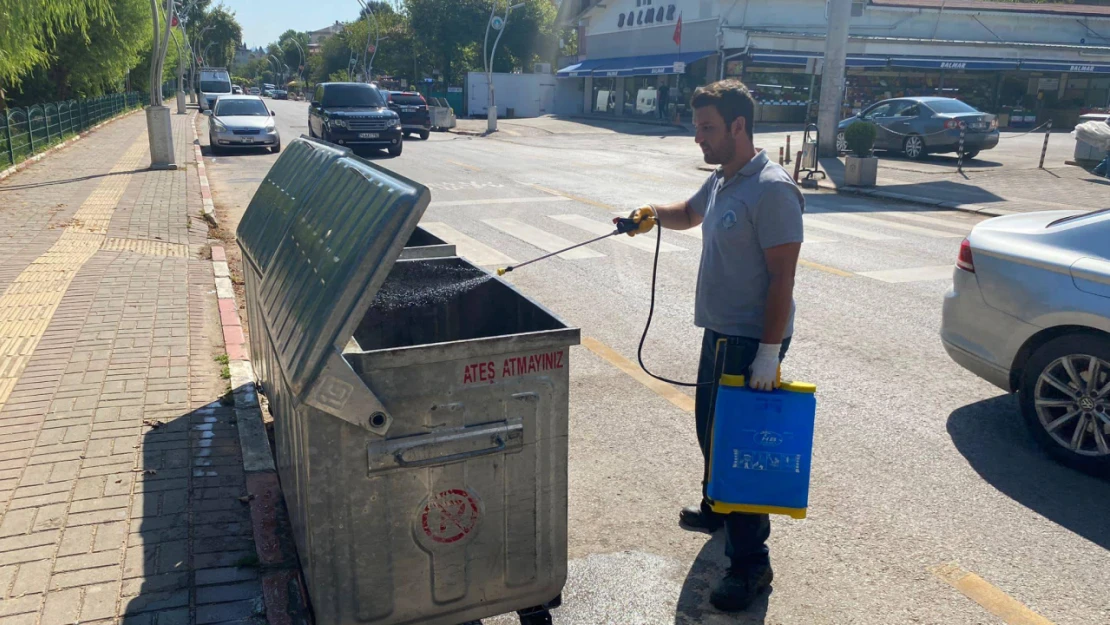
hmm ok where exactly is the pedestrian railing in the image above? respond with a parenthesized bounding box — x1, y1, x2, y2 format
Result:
(1, 92, 146, 169)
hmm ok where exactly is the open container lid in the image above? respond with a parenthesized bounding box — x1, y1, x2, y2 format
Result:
(237, 136, 431, 436)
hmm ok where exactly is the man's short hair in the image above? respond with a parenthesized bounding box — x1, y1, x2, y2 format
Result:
(691, 79, 755, 140)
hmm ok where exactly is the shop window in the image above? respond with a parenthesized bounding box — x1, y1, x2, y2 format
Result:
(646, 8, 654, 23)
(656, 7, 664, 21)
(666, 5, 676, 20)
(851, 0, 864, 17)
(636, 0, 641, 5)
(618, 13, 625, 27)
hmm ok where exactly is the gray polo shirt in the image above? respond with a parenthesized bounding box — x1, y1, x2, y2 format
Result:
(688, 149, 805, 339)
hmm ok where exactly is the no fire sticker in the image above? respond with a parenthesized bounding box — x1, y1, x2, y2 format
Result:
(462, 349, 564, 384)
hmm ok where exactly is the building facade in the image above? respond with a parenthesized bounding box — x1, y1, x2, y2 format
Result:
(557, 0, 1110, 127)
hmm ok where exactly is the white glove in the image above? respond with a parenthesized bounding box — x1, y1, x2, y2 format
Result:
(748, 343, 782, 391)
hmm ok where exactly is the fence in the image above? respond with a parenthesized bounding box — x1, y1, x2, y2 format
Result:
(1, 92, 145, 169)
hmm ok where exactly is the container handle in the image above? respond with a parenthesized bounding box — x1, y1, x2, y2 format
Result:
(367, 418, 523, 474)
(394, 436, 506, 468)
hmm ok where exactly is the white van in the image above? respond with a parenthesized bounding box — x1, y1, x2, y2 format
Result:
(198, 67, 232, 112)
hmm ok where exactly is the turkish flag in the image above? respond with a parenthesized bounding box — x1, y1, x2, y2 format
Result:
(171, 14, 178, 27)
(673, 14, 682, 46)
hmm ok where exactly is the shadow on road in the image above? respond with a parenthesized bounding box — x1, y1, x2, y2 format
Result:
(0, 168, 147, 192)
(675, 534, 768, 624)
(947, 394, 1110, 551)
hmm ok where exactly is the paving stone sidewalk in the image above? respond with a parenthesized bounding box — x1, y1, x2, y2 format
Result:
(0, 111, 274, 624)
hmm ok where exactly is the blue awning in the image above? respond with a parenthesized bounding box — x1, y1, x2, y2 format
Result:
(556, 58, 607, 78)
(590, 51, 716, 77)
(890, 57, 1019, 70)
(748, 51, 888, 68)
(1020, 59, 1110, 73)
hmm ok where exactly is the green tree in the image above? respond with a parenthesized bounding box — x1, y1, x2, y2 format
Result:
(199, 5, 243, 67)
(0, 0, 114, 96)
(405, 0, 489, 84)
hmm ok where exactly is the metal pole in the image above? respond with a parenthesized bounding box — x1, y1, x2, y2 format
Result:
(1038, 119, 1052, 169)
(817, 0, 852, 156)
(957, 123, 966, 174)
(785, 135, 791, 163)
(483, 1, 496, 132)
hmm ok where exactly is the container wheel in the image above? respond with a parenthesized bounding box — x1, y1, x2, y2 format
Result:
(517, 609, 552, 625)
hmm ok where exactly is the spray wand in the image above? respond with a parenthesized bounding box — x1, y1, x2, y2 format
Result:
(496, 216, 644, 276)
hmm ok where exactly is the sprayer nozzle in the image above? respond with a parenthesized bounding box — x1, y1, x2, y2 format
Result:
(496, 268, 508, 276)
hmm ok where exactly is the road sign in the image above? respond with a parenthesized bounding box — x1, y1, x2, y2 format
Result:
(490, 15, 505, 30)
(367, 44, 376, 53)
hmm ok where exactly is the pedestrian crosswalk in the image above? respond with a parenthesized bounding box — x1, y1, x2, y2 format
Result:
(418, 206, 982, 284)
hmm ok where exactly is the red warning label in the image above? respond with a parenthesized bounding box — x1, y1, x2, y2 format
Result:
(420, 489, 480, 544)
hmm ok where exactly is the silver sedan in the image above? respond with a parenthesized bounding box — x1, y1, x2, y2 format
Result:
(941, 208, 1110, 473)
(205, 95, 280, 155)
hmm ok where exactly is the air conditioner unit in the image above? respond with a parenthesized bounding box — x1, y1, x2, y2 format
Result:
(534, 63, 552, 74)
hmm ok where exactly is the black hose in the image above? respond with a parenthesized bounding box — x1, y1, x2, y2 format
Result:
(635, 217, 714, 388)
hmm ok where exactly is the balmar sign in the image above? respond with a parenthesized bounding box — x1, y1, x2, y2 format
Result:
(616, 2, 678, 29)
(940, 61, 967, 69)
(1071, 64, 1096, 72)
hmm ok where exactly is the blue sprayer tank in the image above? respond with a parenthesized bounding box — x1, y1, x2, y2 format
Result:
(707, 375, 817, 519)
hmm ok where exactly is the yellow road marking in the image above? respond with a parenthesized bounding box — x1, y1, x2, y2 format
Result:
(581, 336, 695, 413)
(932, 563, 1055, 625)
(447, 160, 481, 172)
(0, 137, 148, 410)
(799, 259, 855, 278)
(531, 184, 616, 212)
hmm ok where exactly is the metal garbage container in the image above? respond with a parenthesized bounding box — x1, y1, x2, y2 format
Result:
(237, 136, 579, 625)
(401, 226, 456, 260)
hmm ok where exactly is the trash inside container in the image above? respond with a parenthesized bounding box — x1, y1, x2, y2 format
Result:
(237, 136, 579, 625)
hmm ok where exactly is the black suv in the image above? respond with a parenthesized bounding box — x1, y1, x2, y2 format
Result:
(308, 82, 403, 156)
(386, 91, 431, 140)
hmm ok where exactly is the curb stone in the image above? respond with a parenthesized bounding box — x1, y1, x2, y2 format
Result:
(189, 117, 219, 226)
(0, 108, 143, 181)
(194, 130, 310, 622)
(815, 179, 1013, 217)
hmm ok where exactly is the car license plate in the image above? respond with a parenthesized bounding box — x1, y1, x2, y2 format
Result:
(401, 106, 416, 112)
(242, 138, 254, 143)
(970, 122, 987, 130)
(359, 132, 379, 139)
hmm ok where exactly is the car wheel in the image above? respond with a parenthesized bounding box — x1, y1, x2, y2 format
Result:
(835, 131, 847, 154)
(388, 142, 403, 157)
(419, 130, 430, 141)
(962, 150, 980, 160)
(308, 124, 316, 138)
(1019, 333, 1110, 475)
(903, 134, 926, 160)
(271, 141, 281, 154)
(209, 134, 221, 156)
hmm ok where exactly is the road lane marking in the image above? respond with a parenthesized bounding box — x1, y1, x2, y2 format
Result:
(866, 210, 977, 231)
(581, 337, 694, 412)
(419, 222, 516, 266)
(831, 212, 965, 238)
(799, 259, 855, 278)
(857, 265, 954, 283)
(430, 196, 571, 208)
(549, 215, 686, 253)
(482, 218, 605, 260)
(803, 215, 899, 240)
(447, 160, 481, 172)
(931, 563, 1055, 625)
(530, 184, 617, 211)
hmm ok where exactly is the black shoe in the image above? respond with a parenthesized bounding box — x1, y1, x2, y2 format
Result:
(678, 505, 724, 533)
(709, 563, 773, 612)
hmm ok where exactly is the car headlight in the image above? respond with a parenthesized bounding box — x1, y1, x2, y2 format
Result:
(265, 119, 276, 132)
(330, 118, 347, 128)
(212, 119, 228, 132)
(386, 117, 399, 127)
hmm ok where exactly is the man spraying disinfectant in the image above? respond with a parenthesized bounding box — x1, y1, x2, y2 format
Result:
(627, 79, 805, 612)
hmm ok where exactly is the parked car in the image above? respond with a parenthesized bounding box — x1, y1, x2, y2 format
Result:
(262, 89, 273, 98)
(941, 208, 1110, 473)
(198, 66, 232, 112)
(308, 82, 403, 156)
(273, 89, 288, 100)
(249, 87, 260, 96)
(837, 97, 999, 160)
(204, 95, 280, 155)
(232, 85, 243, 95)
(386, 91, 431, 140)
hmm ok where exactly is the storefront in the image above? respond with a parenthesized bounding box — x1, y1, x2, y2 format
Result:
(559, 51, 716, 120)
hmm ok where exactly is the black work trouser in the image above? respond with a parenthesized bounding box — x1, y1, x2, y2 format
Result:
(695, 329, 791, 568)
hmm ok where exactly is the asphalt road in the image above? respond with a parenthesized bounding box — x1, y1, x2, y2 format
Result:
(201, 99, 1110, 625)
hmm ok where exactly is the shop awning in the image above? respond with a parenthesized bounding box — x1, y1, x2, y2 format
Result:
(748, 51, 888, 68)
(1020, 59, 1110, 73)
(889, 57, 1019, 70)
(556, 58, 608, 78)
(590, 51, 717, 77)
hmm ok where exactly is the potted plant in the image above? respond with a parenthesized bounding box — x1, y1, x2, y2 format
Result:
(844, 121, 878, 187)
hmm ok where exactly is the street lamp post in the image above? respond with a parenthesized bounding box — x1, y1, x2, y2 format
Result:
(191, 24, 215, 103)
(269, 55, 285, 86)
(282, 36, 306, 87)
(483, 1, 525, 132)
(147, 0, 177, 169)
(202, 41, 216, 66)
(353, 0, 380, 83)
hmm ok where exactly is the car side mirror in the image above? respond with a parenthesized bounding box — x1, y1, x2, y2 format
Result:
(202, 110, 212, 116)
(311, 101, 320, 107)
(271, 110, 276, 116)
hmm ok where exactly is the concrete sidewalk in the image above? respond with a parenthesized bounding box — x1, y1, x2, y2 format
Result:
(0, 110, 289, 624)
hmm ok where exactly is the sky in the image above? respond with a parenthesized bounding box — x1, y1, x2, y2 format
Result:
(221, 0, 387, 49)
